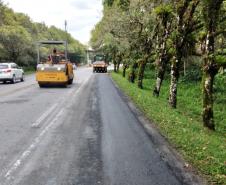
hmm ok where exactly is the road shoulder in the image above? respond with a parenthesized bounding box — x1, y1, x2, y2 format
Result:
(110, 76, 206, 185)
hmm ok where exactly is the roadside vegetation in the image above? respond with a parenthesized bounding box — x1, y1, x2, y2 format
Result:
(90, 0, 226, 184)
(23, 66, 36, 75)
(112, 69, 225, 184)
(0, 0, 86, 69)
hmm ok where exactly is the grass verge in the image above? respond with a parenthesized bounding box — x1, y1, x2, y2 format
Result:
(24, 67, 35, 75)
(111, 70, 226, 185)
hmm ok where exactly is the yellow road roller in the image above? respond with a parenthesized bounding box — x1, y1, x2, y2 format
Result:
(36, 41, 74, 88)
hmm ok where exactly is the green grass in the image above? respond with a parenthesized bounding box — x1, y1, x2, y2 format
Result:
(23, 66, 36, 75)
(111, 70, 226, 185)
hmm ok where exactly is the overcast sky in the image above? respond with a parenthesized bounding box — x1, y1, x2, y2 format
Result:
(5, 0, 103, 45)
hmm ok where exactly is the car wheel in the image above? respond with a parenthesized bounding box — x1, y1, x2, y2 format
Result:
(21, 74, 24, 82)
(11, 75, 16, 84)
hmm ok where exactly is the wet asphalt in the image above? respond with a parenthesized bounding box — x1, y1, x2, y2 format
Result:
(0, 67, 194, 185)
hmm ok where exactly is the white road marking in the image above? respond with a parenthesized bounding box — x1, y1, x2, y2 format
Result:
(31, 103, 58, 128)
(3, 75, 92, 182)
(5, 109, 65, 181)
(32, 76, 90, 129)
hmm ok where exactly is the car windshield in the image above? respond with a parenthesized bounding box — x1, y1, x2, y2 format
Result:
(0, 64, 8, 69)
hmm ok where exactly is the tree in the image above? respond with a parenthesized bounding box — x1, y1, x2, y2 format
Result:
(168, 0, 200, 108)
(0, 25, 32, 63)
(201, 0, 224, 130)
(91, 0, 226, 131)
(153, 4, 173, 96)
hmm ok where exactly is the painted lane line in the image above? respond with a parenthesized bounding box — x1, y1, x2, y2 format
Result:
(4, 109, 65, 181)
(67, 77, 90, 99)
(31, 103, 58, 128)
(3, 75, 92, 182)
(31, 76, 90, 128)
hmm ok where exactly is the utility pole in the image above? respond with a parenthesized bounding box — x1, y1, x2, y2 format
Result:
(64, 20, 68, 61)
(64, 20, 67, 33)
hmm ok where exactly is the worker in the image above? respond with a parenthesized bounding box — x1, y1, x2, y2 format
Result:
(51, 48, 60, 64)
(53, 48, 57, 55)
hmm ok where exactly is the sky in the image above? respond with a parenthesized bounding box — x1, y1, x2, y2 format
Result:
(4, 0, 103, 45)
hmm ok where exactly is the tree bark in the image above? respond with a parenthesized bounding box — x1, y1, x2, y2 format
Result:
(202, 70, 215, 130)
(113, 60, 117, 72)
(116, 61, 120, 72)
(153, 61, 166, 96)
(122, 64, 127, 77)
(128, 63, 137, 83)
(169, 55, 181, 108)
(153, 53, 169, 96)
(137, 58, 147, 89)
(153, 11, 171, 97)
(202, 33, 218, 130)
(202, 0, 223, 130)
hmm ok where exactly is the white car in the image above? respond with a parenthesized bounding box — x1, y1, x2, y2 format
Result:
(0, 63, 24, 83)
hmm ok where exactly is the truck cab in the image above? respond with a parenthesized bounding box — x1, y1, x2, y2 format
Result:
(93, 54, 108, 73)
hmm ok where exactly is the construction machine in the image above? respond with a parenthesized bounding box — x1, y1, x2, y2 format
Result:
(36, 41, 74, 87)
(93, 54, 108, 73)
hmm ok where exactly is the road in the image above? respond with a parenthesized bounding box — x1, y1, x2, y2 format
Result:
(0, 67, 197, 185)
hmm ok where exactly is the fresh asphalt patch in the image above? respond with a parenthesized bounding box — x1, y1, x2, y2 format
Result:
(110, 76, 206, 185)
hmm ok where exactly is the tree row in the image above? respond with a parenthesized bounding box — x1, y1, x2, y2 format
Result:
(90, 0, 226, 130)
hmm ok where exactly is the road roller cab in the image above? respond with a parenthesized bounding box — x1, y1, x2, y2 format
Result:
(36, 41, 74, 88)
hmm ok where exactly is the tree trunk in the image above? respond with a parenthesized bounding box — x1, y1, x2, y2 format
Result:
(202, 70, 215, 130)
(153, 18, 170, 96)
(153, 56, 169, 96)
(201, 0, 223, 130)
(169, 55, 181, 108)
(122, 64, 127, 77)
(202, 32, 218, 130)
(129, 68, 135, 83)
(128, 63, 137, 83)
(153, 64, 166, 96)
(116, 61, 120, 72)
(113, 60, 117, 72)
(137, 59, 147, 89)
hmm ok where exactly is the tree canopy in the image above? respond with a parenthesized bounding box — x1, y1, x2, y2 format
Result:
(91, 0, 226, 131)
(0, 1, 86, 66)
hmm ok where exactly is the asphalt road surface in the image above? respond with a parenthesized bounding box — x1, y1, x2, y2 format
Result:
(0, 67, 196, 185)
